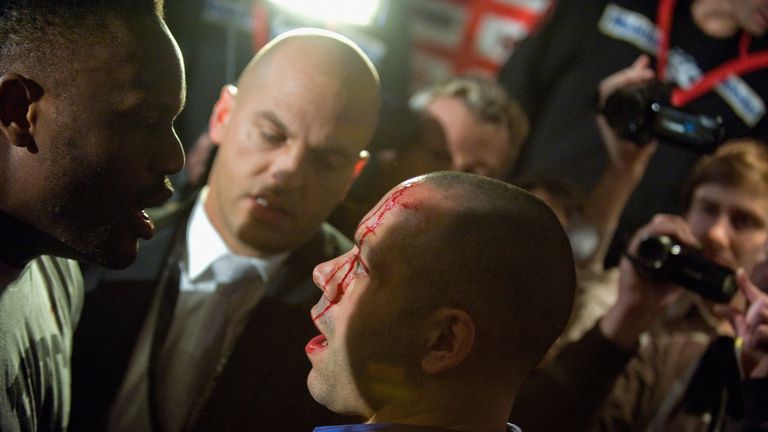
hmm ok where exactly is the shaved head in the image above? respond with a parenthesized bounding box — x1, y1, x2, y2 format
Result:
(238, 28, 380, 102)
(308, 171, 576, 423)
(394, 173, 576, 383)
(204, 28, 381, 257)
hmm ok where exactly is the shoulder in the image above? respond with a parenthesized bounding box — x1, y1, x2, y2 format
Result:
(28, 256, 83, 301)
(264, 224, 351, 308)
(33, 255, 82, 281)
(33, 255, 84, 323)
(286, 222, 352, 269)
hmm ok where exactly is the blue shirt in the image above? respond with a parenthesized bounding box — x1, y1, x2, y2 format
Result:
(314, 423, 522, 432)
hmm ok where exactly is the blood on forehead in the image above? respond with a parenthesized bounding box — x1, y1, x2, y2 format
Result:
(312, 182, 421, 322)
(357, 182, 420, 245)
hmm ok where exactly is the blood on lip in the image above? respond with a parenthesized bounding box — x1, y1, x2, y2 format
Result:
(311, 183, 419, 322)
(305, 334, 328, 354)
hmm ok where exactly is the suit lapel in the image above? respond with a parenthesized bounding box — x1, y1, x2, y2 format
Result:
(186, 224, 353, 431)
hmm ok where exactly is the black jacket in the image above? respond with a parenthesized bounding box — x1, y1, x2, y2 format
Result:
(71, 196, 354, 431)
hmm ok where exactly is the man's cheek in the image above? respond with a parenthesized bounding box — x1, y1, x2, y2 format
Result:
(312, 296, 331, 320)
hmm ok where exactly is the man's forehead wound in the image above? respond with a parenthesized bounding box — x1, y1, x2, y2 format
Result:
(357, 182, 422, 245)
(311, 183, 423, 323)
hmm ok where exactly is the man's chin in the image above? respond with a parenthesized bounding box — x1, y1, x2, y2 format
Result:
(97, 241, 140, 269)
(306, 369, 328, 408)
(70, 235, 140, 270)
(240, 228, 308, 257)
(307, 369, 371, 418)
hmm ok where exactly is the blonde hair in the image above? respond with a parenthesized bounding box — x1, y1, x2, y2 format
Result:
(409, 74, 529, 160)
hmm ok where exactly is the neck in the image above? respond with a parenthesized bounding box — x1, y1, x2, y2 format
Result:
(0, 211, 56, 268)
(368, 384, 514, 432)
(691, 0, 740, 39)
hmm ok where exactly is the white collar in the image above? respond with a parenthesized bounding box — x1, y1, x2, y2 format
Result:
(184, 187, 289, 290)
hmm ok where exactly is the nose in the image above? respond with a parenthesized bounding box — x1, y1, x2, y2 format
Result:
(452, 154, 486, 177)
(270, 142, 306, 188)
(703, 213, 731, 252)
(151, 127, 186, 176)
(312, 253, 351, 303)
(451, 155, 468, 174)
(313, 258, 339, 301)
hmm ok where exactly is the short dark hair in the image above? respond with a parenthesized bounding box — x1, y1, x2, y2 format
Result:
(681, 138, 768, 210)
(401, 172, 575, 385)
(0, 0, 165, 77)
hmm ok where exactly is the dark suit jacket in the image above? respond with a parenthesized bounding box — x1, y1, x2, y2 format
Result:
(71, 199, 355, 431)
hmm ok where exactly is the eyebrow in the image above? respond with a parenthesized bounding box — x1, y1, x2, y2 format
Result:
(254, 110, 287, 130)
(698, 196, 767, 221)
(313, 145, 359, 161)
(253, 110, 360, 158)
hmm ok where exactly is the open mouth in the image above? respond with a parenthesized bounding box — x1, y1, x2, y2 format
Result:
(252, 193, 289, 212)
(131, 209, 156, 240)
(131, 186, 175, 240)
(255, 197, 272, 208)
(305, 334, 328, 355)
(248, 194, 293, 223)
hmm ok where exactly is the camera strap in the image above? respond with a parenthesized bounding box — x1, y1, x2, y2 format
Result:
(656, 0, 768, 107)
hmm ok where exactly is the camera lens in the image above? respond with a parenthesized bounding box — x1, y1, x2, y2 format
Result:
(631, 235, 736, 303)
(603, 86, 654, 143)
(635, 235, 673, 275)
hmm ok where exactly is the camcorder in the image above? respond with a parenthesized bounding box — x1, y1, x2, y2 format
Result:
(628, 234, 737, 303)
(602, 81, 726, 153)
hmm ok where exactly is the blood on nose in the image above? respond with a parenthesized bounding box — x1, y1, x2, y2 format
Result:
(312, 183, 420, 322)
(313, 255, 355, 321)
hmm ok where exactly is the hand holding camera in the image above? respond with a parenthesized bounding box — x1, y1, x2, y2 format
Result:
(601, 214, 705, 348)
(601, 59, 726, 153)
(599, 55, 726, 154)
(597, 55, 660, 178)
(628, 234, 737, 303)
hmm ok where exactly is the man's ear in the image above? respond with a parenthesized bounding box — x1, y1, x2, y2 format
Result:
(341, 150, 370, 198)
(420, 307, 475, 375)
(352, 150, 369, 180)
(208, 84, 237, 145)
(0, 73, 42, 150)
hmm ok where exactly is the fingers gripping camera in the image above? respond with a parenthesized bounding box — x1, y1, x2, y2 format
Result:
(628, 234, 737, 303)
(603, 81, 726, 153)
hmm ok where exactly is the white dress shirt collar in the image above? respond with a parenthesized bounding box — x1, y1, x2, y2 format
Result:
(184, 187, 289, 291)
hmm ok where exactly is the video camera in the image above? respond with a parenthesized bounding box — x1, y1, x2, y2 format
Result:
(602, 81, 726, 153)
(628, 234, 737, 303)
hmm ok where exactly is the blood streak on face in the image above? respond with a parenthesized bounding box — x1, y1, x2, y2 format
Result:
(312, 183, 418, 321)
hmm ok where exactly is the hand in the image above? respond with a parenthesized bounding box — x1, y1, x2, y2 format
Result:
(751, 256, 768, 293)
(717, 270, 768, 378)
(600, 214, 698, 348)
(597, 55, 657, 107)
(597, 55, 659, 179)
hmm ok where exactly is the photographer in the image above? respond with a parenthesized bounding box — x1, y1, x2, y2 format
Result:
(499, 0, 768, 271)
(511, 138, 768, 431)
(541, 56, 660, 355)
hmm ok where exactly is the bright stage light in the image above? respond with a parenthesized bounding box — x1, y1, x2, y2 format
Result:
(267, 0, 382, 26)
